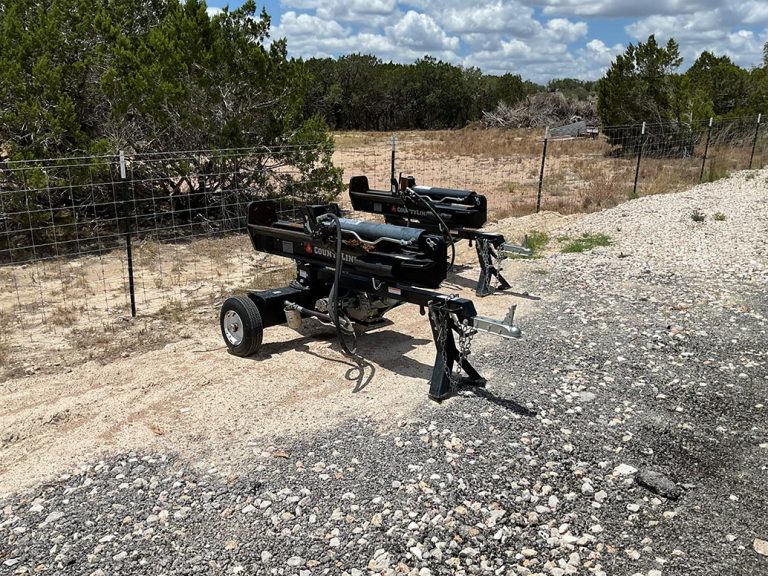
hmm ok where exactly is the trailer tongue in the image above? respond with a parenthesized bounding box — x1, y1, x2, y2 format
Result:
(219, 200, 522, 401)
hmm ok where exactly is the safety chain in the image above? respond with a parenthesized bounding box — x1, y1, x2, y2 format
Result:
(478, 239, 503, 290)
(457, 318, 476, 368)
(428, 299, 476, 390)
(478, 238, 492, 272)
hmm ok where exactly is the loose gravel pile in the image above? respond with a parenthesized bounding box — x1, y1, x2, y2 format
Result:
(2, 171, 767, 575)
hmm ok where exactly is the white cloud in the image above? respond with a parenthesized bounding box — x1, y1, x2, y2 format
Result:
(625, 10, 768, 69)
(258, 0, 768, 81)
(281, 0, 400, 27)
(386, 11, 460, 51)
(546, 18, 588, 43)
(440, 2, 537, 35)
(531, 0, 725, 18)
(275, 11, 350, 39)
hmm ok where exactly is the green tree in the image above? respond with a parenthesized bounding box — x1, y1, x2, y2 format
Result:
(597, 35, 685, 126)
(300, 54, 541, 130)
(0, 0, 342, 257)
(0, 0, 337, 158)
(547, 78, 597, 101)
(685, 51, 750, 117)
(597, 35, 703, 155)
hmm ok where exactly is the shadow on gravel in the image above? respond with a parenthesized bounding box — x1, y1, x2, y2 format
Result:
(457, 385, 537, 416)
(442, 271, 543, 300)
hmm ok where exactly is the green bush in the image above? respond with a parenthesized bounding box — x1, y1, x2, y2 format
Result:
(560, 233, 613, 253)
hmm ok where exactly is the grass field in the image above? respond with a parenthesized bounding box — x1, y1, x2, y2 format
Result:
(333, 127, 765, 217)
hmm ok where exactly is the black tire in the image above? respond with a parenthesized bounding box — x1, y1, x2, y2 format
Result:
(220, 295, 264, 357)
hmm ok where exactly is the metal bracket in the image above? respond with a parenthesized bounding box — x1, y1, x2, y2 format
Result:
(471, 313, 522, 339)
(427, 303, 486, 401)
(499, 236, 533, 258)
(475, 237, 511, 297)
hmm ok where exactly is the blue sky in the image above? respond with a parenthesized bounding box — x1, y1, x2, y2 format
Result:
(208, 1, 768, 82)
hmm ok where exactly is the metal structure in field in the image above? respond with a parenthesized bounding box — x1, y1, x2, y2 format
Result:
(219, 200, 522, 401)
(348, 176, 531, 296)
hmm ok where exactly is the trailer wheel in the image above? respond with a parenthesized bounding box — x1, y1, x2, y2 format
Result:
(220, 296, 263, 357)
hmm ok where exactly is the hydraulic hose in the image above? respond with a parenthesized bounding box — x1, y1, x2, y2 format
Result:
(405, 187, 456, 270)
(321, 213, 359, 357)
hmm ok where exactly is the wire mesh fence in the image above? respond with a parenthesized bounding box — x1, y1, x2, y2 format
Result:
(539, 115, 768, 212)
(0, 145, 343, 347)
(1, 115, 766, 353)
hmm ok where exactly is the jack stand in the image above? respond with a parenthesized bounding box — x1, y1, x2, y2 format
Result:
(475, 238, 511, 297)
(427, 303, 486, 401)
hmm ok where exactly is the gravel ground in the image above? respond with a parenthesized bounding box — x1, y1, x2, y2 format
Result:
(2, 171, 767, 575)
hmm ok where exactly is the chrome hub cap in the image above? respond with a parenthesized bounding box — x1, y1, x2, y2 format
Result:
(223, 310, 244, 346)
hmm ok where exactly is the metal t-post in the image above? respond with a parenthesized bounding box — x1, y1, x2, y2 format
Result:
(390, 134, 396, 183)
(699, 117, 713, 182)
(120, 151, 137, 318)
(749, 113, 762, 170)
(632, 122, 646, 197)
(536, 127, 549, 213)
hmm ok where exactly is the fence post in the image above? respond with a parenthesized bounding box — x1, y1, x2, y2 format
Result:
(749, 113, 762, 170)
(390, 133, 396, 184)
(120, 151, 137, 318)
(699, 117, 713, 182)
(536, 127, 549, 213)
(632, 121, 646, 197)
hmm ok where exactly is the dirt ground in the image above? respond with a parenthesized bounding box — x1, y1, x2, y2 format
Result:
(0, 211, 572, 495)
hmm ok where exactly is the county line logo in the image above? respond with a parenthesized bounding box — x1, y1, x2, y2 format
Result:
(307, 244, 356, 264)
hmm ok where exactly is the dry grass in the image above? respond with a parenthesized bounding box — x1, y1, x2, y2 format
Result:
(157, 298, 187, 323)
(0, 311, 11, 368)
(49, 305, 84, 326)
(0, 340, 10, 368)
(333, 128, 758, 220)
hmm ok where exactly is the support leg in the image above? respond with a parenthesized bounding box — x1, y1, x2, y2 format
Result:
(427, 309, 456, 401)
(488, 244, 511, 291)
(427, 306, 486, 401)
(475, 239, 511, 297)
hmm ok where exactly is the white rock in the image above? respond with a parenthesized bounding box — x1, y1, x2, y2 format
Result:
(286, 556, 304, 567)
(754, 538, 768, 556)
(594, 490, 608, 503)
(614, 463, 638, 476)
